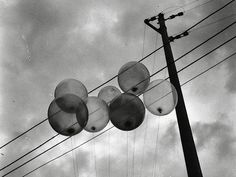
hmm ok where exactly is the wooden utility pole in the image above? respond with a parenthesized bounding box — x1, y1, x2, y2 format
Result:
(145, 13, 203, 177)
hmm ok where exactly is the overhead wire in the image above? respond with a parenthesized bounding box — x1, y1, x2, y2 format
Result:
(184, 0, 217, 13)
(164, 0, 216, 14)
(2, 18, 235, 176)
(2, 2, 235, 175)
(184, 0, 235, 32)
(0, 47, 163, 151)
(191, 14, 236, 32)
(1, 0, 233, 151)
(15, 32, 236, 177)
(20, 49, 236, 177)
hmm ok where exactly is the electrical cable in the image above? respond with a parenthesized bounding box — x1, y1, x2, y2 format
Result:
(171, 14, 235, 37)
(184, 0, 216, 13)
(0, 110, 60, 149)
(1, 0, 233, 150)
(164, 0, 216, 14)
(2, 20, 234, 175)
(146, 35, 236, 107)
(184, 0, 235, 32)
(20, 49, 236, 177)
(0, 47, 163, 151)
(191, 14, 236, 32)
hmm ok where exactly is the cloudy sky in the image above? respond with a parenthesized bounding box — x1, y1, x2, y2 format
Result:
(0, 0, 236, 176)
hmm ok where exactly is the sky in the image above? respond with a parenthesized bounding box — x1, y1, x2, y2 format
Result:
(0, 0, 236, 177)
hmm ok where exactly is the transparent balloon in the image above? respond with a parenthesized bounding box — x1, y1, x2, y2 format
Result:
(109, 93, 145, 131)
(118, 61, 150, 95)
(48, 94, 88, 136)
(98, 85, 121, 105)
(83, 96, 109, 132)
(143, 79, 178, 116)
(54, 78, 88, 103)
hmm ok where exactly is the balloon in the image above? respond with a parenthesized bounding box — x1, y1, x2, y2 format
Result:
(98, 86, 121, 105)
(118, 61, 150, 95)
(83, 96, 109, 132)
(55, 94, 85, 113)
(54, 78, 88, 102)
(109, 93, 145, 131)
(48, 94, 88, 136)
(143, 79, 178, 116)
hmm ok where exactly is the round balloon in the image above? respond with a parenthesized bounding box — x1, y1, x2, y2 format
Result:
(118, 61, 150, 95)
(48, 94, 88, 136)
(98, 86, 121, 105)
(54, 78, 88, 102)
(143, 79, 178, 116)
(109, 93, 145, 131)
(83, 96, 109, 132)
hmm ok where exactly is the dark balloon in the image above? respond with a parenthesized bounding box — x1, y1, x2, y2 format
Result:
(118, 61, 150, 95)
(109, 93, 145, 131)
(54, 78, 88, 103)
(98, 85, 121, 105)
(143, 79, 178, 116)
(48, 94, 88, 136)
(84, 96, 109, 132)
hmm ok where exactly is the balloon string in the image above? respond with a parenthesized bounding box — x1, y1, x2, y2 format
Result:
(108, 129, 111, 177)
(126, 132, 129, 177)
(93, 134, 98, 177)
(132, 130, 136, 177)
(152, 118, 160, 177)
(71, 138, 77, 177)
(141, 24, 147, 58)
(139, 115, 149, 177)
(152, 31, 159, 75)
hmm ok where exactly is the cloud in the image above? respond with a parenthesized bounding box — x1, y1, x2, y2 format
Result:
(193, 113, 236, 160)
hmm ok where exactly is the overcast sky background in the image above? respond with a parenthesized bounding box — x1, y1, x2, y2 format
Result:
(0, 0, 236, 176)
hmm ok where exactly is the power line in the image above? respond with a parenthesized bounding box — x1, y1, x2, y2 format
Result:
(165, 0, 216, 14)
(0, 110, 60, 149)
(142, 35, 236, 107)
(184, 0, 235, 32)
(0, 47, 163, 150)
(192, 14, 236, 32)
(3, 27, 235, 177)
(21, 126, 114, 177)
(184, 0, 217, 12)
(172, 13, 235, 37)
(181, 52, 236, 86)
(2, 19, 235, 174)
(1, 0, 233, 150)
(20, 49, 236, 177)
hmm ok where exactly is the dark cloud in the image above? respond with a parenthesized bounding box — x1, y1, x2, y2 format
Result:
(193, 113, 236, 160)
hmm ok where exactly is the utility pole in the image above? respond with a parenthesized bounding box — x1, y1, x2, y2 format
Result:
(144, 13, 203, 177)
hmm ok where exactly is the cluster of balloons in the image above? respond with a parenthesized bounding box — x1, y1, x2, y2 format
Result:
(47, 61, 178, 136)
